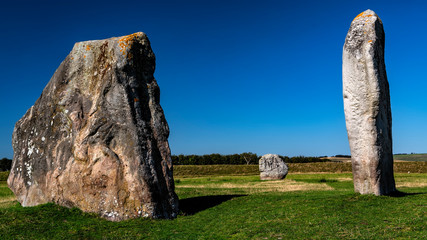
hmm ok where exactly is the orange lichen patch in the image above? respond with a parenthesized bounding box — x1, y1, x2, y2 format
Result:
(134, 98, 139, 102)
(368, 40, 373, 43)
(118, 33, 142, 58)
(84, 55, 86, 58)
(353, 11, 374, 21)
(86, 45, 91, 51)
(353, 12, 365, 20)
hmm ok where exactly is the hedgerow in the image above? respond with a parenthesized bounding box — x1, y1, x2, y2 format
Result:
(171, 153, 328, 165)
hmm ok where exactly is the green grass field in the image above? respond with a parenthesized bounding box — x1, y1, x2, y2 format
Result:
(0, 164, 426, 239)
(394, 154, 427, 162)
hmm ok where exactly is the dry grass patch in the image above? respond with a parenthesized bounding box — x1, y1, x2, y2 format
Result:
(394, 173, 427, 188)
(396, 182, 427, 188)
(176, 179, 333, 193)
(335, 177, 352, 182)
(0, 181, 15, 208)
(0, 197, 16, 208)
(0, 196, 16, 203)
(396, 176, 427, 188)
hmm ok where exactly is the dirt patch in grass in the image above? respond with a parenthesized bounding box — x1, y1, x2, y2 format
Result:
(177, 179, 333, 193)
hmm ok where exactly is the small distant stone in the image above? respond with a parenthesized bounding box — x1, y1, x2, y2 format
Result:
(259, 154, 288, 180)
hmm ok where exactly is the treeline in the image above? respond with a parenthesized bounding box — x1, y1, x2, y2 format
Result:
(172, 153, 258, 165)
(334, 155, 351, 158)
(0, 154, 329, 169)
(281, 156, 329, 163)
(171, 153, 329, 165)
(394, 153, 422, 155)
(0, 158, 12, 171)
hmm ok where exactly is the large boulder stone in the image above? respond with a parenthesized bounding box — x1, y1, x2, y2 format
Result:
(259, 154, 288, 180)
(343, 10, 396, 195)
(7, 32, 179, 221)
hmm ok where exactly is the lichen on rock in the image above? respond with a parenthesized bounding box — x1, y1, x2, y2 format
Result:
(342, 10, 396, 195)
(259, 154, 288, 180)
(7, 32, 179, 221)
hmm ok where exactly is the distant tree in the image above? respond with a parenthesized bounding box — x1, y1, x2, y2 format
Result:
(241, 152, 258, 165)
(0, 158, 12, 171)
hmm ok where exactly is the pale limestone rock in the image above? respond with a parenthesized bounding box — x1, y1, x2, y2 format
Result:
(343, 10, 396, 195)
(259, 154, 288, 180)
(8, 33, 178, 221)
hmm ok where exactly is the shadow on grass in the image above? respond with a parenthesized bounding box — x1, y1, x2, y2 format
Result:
(388, 190, 427, 198)
(179, 195, 247, 216)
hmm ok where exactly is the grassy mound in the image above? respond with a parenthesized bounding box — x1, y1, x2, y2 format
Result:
(394, 154, 427, 162)
(174, 161, 427, 177)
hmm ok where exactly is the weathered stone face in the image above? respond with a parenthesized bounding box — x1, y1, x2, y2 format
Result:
(7, 32, 179, 221)
(259, 154, 288, 180)
(343, 10, 396, 195)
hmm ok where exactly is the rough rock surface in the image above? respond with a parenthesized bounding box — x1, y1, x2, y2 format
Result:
(7, 32, 179, 221)
(343, 10, 396, 195)
(259, 154, 288, 180)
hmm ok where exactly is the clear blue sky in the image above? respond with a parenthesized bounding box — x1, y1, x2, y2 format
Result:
(1, 0, 426, 158)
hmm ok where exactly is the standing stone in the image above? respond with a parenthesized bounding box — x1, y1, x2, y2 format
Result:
(7, 32, 179, 221)
(343, 10, 396, 195)
(259, 154, 288, 180)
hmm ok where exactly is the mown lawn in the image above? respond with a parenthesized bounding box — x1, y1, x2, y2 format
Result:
(0, 166, 426, 239)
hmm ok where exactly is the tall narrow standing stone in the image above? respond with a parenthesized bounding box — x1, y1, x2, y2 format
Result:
(342, 10, 396, 195)
(8, 33, 178, 221)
